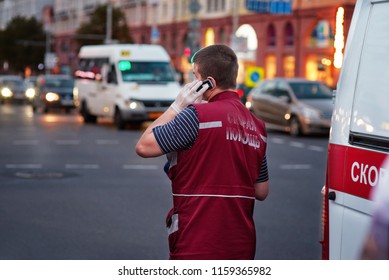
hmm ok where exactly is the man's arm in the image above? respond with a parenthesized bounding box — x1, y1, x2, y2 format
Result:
(255, 181, 269, 201)
(135, 107, 177, 158)
(136, 80, 208, 158)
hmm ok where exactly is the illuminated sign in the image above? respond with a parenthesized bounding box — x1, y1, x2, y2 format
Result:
(245, 66, 264, 87)
(121, 50, 131, 56)
(246, 0, 291, 14)
(334, 7, 345, 69)
(119, 61, 132, 71)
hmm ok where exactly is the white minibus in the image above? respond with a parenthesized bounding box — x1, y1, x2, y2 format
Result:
(74, 44, 180, 129)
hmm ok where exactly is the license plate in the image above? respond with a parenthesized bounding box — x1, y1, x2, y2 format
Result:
(149, 112, 163, 119)
(61, 100, 74, 106)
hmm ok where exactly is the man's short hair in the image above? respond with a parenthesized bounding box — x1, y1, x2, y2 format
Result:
(192, 44, 238, 90)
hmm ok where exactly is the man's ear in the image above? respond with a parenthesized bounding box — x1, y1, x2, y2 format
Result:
(207, 76, 216, 89)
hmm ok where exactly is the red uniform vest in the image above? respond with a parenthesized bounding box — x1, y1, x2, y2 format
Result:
(166, 91, 267, 260)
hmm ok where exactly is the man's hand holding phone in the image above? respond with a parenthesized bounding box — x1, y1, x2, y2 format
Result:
(170, 80, 210, 113)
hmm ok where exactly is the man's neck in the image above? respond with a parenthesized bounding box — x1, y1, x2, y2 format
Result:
(206, 88, 236, 101)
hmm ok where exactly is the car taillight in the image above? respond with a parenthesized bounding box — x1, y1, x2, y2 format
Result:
(237, 89, 244, 98)
(320, 185, 329, 259)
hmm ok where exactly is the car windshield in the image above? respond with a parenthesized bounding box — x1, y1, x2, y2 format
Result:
(290, 82, 332, 99)
(44, 78, 74, 88)
(2, 79, 23, 88)
(119, 61, 176, 83)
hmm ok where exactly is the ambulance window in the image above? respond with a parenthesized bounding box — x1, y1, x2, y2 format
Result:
(350, 2, 389, 145)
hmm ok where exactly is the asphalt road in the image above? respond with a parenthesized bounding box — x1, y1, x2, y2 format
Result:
(0, 104, 328, 260)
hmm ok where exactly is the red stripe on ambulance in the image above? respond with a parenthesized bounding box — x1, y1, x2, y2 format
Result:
(327, 144, 388, 200)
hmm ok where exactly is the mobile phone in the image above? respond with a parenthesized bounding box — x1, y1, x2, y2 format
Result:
(196, 79, 214, 92)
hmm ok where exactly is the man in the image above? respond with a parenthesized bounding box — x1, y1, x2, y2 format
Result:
(136, 44, 269, 260)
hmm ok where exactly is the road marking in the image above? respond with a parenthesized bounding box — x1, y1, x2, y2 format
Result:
(65, 164, 100, 169)
(308, 145, 325, 152)
(271, 138, 285, 144)
(280, 164, 312, 170)
(13, 140, 39, 145)
(122, 164, 159, 170)
(55, 140, 81, 145)
(289, 141, 305, 148)
(96, 139, 119, 145)
(55, 140, 80, 145)
(5, 164, 42, 169)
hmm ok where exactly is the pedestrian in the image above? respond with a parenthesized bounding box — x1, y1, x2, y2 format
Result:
(135, 44, 269, 260)
(360, 158, 389, 259)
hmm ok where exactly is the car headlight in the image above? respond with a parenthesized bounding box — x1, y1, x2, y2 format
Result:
(125, 99, 144, 110)
(245, 96, 253, 110)
(45, 92, 60, 102)
(25, 88, 36, 99)
(1, 87, 13, 98)
(302, 107, 321, 119)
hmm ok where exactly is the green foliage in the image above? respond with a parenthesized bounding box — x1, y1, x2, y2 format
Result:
(75, 4, 133, 48)
(0, 16, 46, 74)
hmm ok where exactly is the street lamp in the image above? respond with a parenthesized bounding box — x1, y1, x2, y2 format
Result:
(105, 1, 113, 44)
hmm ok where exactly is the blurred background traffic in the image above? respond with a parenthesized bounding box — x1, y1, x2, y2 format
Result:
(0, 0, 354, 134)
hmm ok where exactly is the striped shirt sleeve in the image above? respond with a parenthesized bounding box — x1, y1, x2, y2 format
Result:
(153, 106, 199, 154)
(256, 155, 269, 183)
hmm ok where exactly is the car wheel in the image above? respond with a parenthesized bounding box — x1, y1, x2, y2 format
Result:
(81, 102, 97, 123)
(114, 108, 126, 130)
(289, 116, 301, 137)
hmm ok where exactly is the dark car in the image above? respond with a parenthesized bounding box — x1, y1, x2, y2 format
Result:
(246, 78, 334, 136)
(32, 75, 76, 113)
(0, 75, 26, 104)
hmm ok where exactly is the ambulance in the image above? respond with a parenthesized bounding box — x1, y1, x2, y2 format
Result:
(74, 44, 180, 129)
(321, 0, 389, 259)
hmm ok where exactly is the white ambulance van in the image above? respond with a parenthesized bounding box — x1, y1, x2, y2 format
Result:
(321, 0, 389, 259)
(74, 44, 180, 129)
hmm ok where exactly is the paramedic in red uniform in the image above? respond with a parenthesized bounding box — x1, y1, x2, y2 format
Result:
(136, 44, 269, 260)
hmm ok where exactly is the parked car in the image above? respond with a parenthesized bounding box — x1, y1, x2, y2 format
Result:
(0, 75, 26, 104)
(31, 75, 76, 113)
(246, 78, 334, 136)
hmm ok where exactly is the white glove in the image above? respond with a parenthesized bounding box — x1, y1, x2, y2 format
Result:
(170, 80, 210, 113)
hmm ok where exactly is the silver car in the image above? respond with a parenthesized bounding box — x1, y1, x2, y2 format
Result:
(246, 78, 334, 136)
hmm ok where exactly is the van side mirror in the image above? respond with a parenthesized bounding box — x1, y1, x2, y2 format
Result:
(107, 64, 118, 84)
(107, 71, 117, 84)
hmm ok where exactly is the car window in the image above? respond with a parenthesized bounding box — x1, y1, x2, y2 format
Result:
(273, 82, 290, 98)
(44, 78, 74, 88)
(261, 80, 277, 96)
(1, 77, 24, 89)
(119, 61, 176, 83)
(289, 82, 332, 99)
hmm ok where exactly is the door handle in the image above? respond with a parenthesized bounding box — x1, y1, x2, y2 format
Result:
(328, 191, 336, 201)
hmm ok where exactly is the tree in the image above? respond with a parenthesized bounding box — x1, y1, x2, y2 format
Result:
(0, 16, 46, 74)
(75, 4, 133, 48)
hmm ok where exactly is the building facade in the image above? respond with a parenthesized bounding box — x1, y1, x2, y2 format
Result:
(0, 0, 54, 29)
(0, 0, 356, 87)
